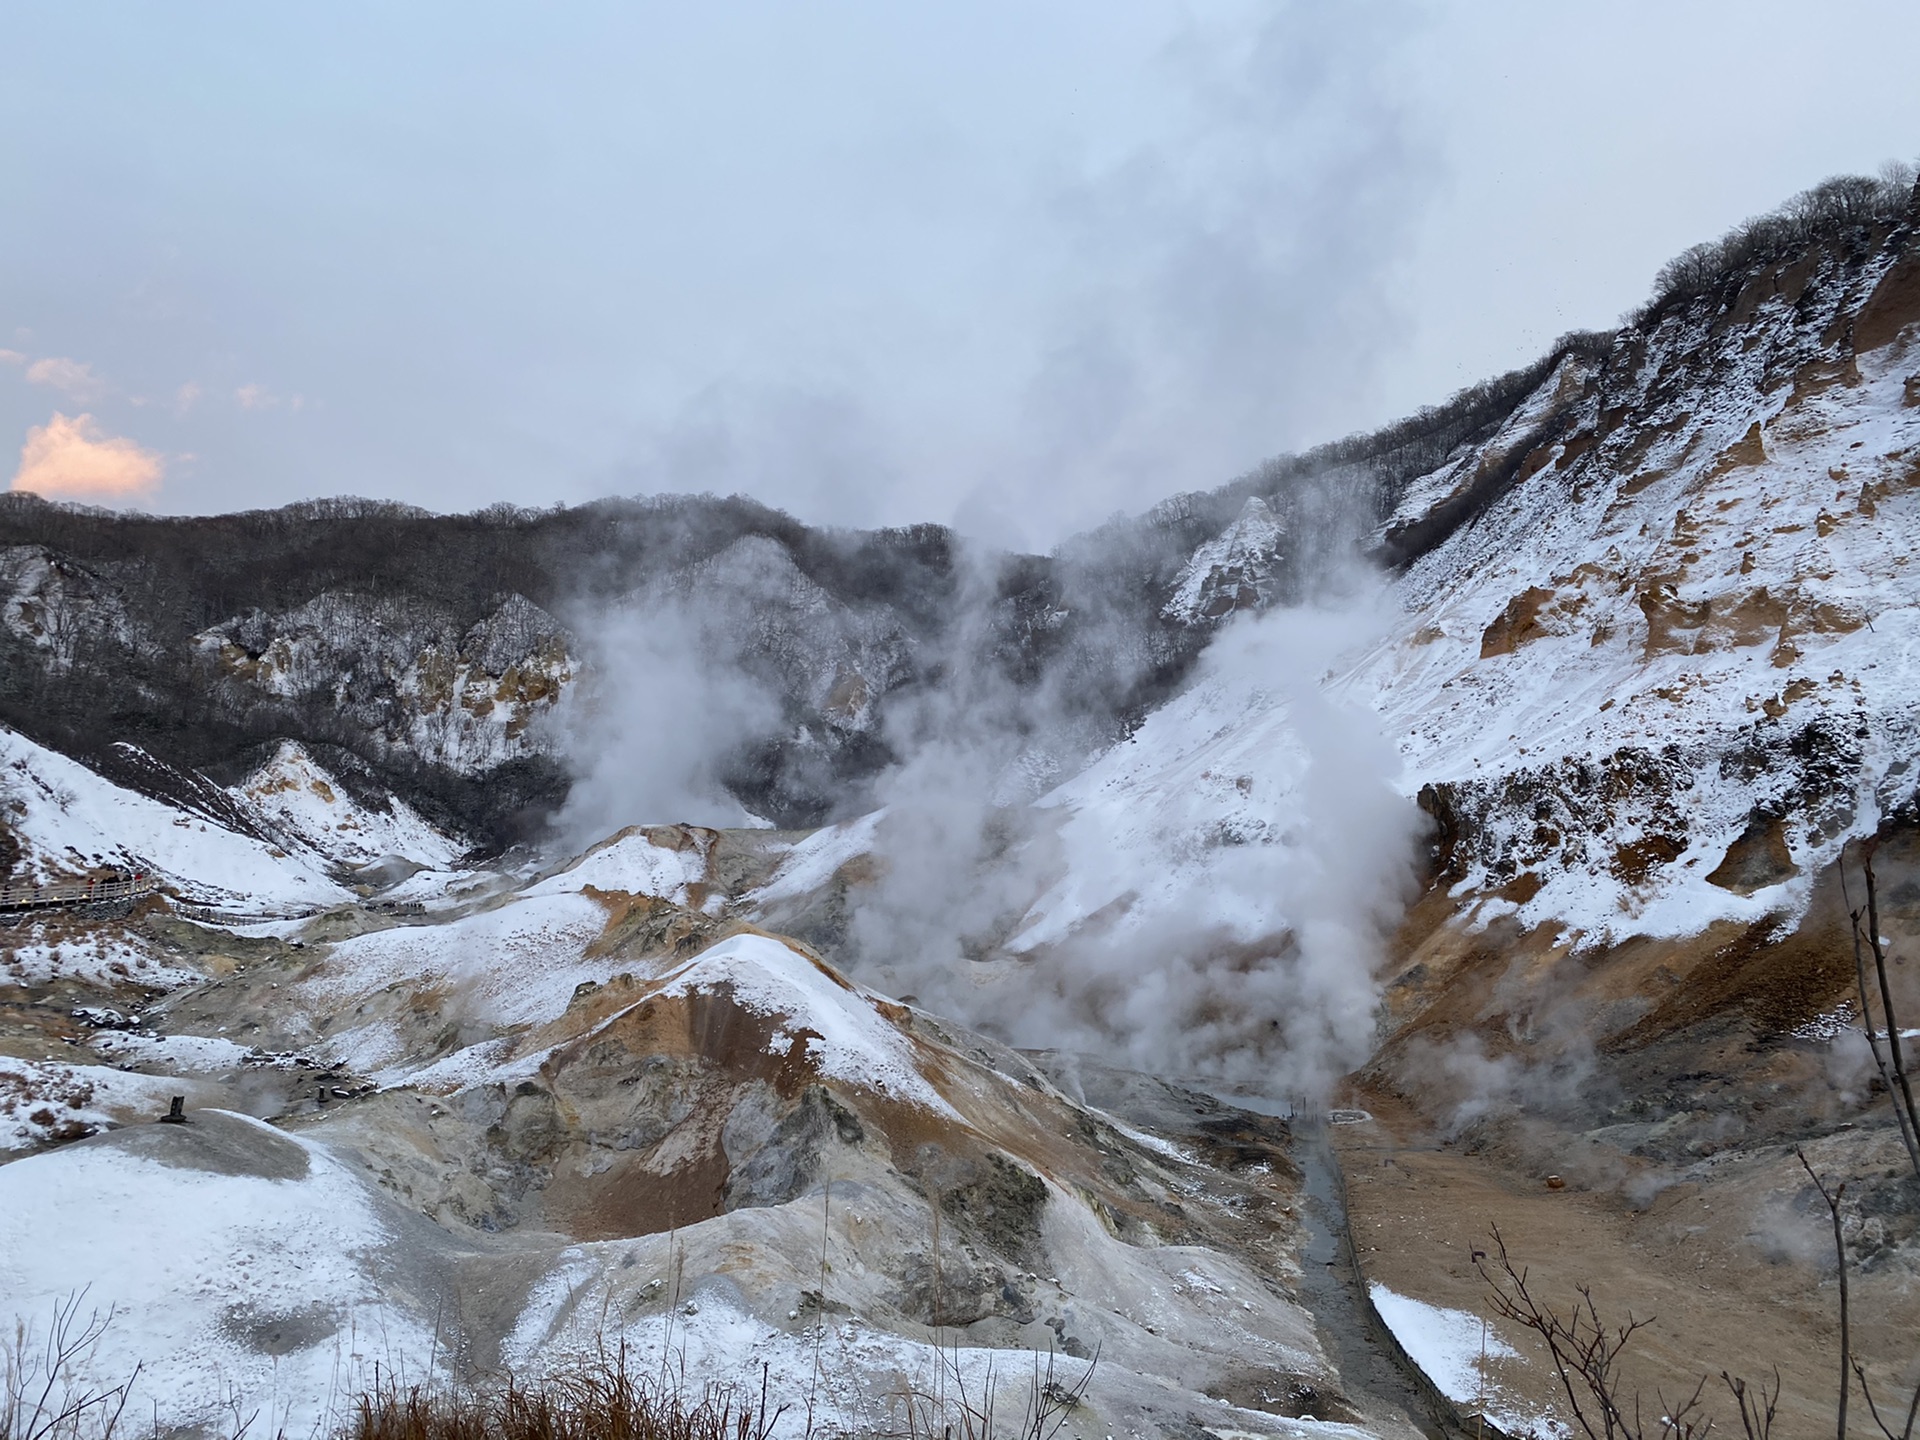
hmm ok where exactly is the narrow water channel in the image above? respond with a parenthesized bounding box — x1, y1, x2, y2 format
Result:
(1291, 1118, 1461, 1440)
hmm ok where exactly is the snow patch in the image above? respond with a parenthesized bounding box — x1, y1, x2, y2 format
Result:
(1369, 1283, 1559, 1438)
(0, 922, 199, 990)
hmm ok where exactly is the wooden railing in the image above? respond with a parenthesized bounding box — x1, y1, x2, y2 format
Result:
(0, 875, 160, 914)
(170, 900, 315, 925)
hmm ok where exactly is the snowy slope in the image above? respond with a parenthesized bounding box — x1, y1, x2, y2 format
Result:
(0, 727, 350, 910)
(236, 740, 465, 871)
(298, 891, 613, 1082)
(1348, 256, 1920, 944)
(1011, 225, 1920, 956)
(0, 1113, 440, 1434)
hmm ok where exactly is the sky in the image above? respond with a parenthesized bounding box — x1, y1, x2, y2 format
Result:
(3, 2, 1918, 549)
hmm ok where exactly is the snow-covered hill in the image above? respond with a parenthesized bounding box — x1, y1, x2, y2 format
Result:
(1355, 231, 1920, 947)
(0, 727, 468, 907)
(0, 728, 347, 909)
(2, 175, 1918, 1440)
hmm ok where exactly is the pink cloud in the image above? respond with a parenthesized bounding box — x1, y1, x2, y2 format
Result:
(0, 349, 25, 367)
(11, 412, 163, 503)
(24, 356, 106, 401)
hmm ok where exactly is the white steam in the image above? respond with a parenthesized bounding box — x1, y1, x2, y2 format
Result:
(551, 597, 778, 841)
(845, 566, 1425, 1100)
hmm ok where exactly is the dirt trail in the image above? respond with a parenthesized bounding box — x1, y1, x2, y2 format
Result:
(1330, 1088, 1920, 1437)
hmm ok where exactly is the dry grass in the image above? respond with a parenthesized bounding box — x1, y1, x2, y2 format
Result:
(881, 1341, 1094, 1440)
(6, 1289, 1097, 1440)
(347, 1346, 781, 1440)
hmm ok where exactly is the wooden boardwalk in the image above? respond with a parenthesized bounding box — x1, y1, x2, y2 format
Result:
(0, 875, 159, 914)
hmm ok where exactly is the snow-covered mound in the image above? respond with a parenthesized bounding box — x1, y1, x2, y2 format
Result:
(0, 727, 350, 910)
(0, 1112, 442, 1434)
(298, 890, 614, 1084)
(523, 824, 719, 909)
(0, 1057, 189, 1150)
(650, 933, 960, 1115)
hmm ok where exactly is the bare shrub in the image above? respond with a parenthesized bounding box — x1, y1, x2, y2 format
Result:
(1, 1292, 139, 1440)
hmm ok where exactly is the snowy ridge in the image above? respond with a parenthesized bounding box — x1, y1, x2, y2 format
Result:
(649, 933, 960, 1116)
(748, 810, 878, 908)
(0, 727, 350, 909)
(1026, 224, 1920, 954)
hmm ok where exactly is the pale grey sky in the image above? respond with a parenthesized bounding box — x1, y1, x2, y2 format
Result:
(3, 2, 1917, 546)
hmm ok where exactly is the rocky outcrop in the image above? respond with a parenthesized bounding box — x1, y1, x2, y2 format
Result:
(195, 590, 573, 776)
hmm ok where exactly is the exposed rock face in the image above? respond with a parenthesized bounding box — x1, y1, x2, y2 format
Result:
(196, 589, 573, 776)
(1163, 496, 1288, 624)
(1361, 207, 1920, 948)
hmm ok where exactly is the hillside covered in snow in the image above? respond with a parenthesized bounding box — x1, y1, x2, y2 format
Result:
(4, 169, 1920, 1438)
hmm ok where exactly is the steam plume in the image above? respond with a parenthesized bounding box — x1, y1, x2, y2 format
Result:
(552, 595, 778, 841)
(844, 548, 1424, 1100)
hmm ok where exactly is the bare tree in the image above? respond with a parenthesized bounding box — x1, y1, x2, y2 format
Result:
(1476, 1227, 1713, 1440)
(1798, 1150, 1851, 1440)
(1841, 840, 1920, 1180)
(1477, 1229, 1794, 1440)
(1800, 1147, 1920, 1440)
